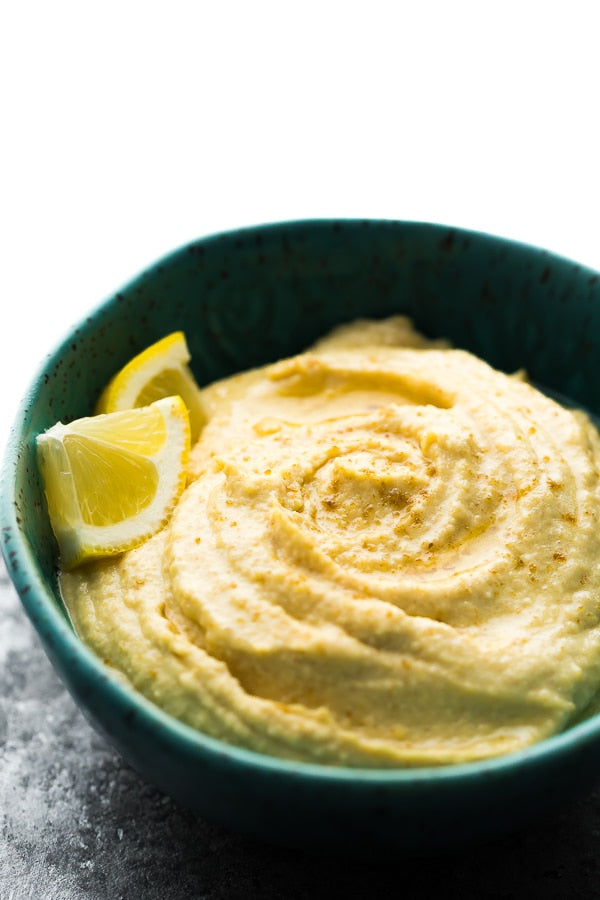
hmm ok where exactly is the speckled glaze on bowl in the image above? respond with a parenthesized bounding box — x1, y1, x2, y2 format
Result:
(3, 220, 600, 857)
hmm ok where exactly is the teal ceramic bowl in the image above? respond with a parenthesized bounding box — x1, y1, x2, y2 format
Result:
(3, 220, 600, 857)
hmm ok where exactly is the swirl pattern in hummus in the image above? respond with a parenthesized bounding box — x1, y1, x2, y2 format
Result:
(61, 317, 600, 767)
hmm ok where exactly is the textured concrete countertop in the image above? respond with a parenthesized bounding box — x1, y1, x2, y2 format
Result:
(3, 556, 600, 900)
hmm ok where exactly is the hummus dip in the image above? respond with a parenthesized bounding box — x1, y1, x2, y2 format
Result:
(61, 317, 600, 767)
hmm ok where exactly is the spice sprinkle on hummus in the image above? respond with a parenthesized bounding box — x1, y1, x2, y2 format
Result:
(60, 316, 600, 767)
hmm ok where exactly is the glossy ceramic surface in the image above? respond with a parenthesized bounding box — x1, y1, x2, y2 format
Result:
(3, 220, 600, 856)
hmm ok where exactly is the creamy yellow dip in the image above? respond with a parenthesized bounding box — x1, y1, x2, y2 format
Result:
(61, 317, 600, 767)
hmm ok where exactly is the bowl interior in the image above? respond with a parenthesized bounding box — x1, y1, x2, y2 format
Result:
(4, 219, 600, 852)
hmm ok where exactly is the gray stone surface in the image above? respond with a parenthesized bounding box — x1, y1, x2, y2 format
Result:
(3, 556, 600, 900)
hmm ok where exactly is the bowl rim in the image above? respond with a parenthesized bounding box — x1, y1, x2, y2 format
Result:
(4, 216, 600, 786)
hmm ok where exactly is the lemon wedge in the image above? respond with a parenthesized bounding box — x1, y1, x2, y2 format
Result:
(36, 396, 191, 570)
(95, 331, 205, 441)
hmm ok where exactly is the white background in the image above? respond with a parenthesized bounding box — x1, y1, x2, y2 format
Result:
(2, 1, 599, 449)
